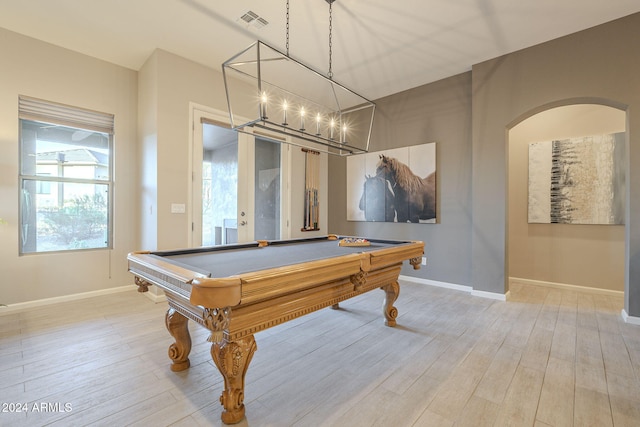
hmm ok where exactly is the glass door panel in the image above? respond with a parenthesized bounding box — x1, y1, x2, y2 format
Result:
(254, 137, 281, 240)
(200, 121, 239, 246)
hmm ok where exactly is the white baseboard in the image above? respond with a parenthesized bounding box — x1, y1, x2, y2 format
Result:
(400, 275, 472, 293)
(621, 309, 640, 325)
(5, 277, 622, 317)
(509, 277, 624, 298)
(143, 290, 167, 303)
(400, 275, 507, 301)
(471, 289, 507, 301)
(0, 285, 137, 316)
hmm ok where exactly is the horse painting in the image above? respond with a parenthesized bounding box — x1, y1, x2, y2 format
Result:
(375, 154, 436, 223)
(358, 174, 396, 222)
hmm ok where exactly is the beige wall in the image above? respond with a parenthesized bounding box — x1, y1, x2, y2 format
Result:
(138, 49, 230, 251)
(138, 51, 159, 251)
(0, 39, 328, 306)
(508, 104, 626, 291)
(138, 49, 327, 251)
(0, 28, 138, 304)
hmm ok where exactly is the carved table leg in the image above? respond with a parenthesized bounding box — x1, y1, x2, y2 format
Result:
(381, 281, 400, 327)
(165, 308, 192, 372)
(211, 335, 257, 424)
(134, 276, 149, 292)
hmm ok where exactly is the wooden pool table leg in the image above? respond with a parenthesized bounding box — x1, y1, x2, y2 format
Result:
(381, 280, 400, 327)
(165, 308, 192, 372)
(211, 335, 257, 424)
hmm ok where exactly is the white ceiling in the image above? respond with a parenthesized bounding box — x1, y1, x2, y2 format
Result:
(1, 0, 639, 100)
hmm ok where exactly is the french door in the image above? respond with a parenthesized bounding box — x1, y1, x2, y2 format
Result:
(191, 107, 289, 247)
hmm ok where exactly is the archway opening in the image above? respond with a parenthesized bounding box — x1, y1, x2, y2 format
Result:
(507, 103, 626, 294)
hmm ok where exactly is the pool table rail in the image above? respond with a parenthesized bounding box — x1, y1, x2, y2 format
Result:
(128, 251, 209, 300)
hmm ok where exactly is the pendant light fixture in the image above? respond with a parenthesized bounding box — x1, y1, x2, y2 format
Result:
(222, 0, 375, 155)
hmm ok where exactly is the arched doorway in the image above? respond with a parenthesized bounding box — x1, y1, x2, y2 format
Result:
(507, 102, 627, 294)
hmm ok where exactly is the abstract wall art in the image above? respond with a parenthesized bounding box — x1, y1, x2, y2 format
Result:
(528, 133, 625, 224)
(347, 143, 436, 223)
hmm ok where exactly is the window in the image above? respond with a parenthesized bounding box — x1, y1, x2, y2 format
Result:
(18, 96, 114, 254)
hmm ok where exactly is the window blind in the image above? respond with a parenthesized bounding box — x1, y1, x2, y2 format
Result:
(19, 96, 114, 134)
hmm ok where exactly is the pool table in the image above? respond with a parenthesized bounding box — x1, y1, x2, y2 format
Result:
(127, 235, 423, 424)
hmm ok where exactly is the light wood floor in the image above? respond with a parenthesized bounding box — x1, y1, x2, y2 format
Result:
(1, 280, 639, 426)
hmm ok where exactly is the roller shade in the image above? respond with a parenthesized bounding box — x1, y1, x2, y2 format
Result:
(19, 96, 114, 134)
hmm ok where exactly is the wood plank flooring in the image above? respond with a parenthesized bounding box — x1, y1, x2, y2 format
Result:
(1, 280, 639, 426)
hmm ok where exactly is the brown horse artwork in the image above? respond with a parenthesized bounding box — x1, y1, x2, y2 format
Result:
(375, 154, 436, 223)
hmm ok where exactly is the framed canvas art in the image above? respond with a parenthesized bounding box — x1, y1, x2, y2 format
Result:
(528, 133, 625, 224)
(347, 143, 436, 223)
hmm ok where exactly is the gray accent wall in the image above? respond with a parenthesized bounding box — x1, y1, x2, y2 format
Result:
(329, 12, 640, 318)
(328, 72, 474, 286)
(472, 13, 640, 316)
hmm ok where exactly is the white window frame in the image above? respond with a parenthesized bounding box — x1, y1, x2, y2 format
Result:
(18, 96, 114, 254)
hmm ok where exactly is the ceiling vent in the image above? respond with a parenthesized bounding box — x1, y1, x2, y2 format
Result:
(238, 11, 269, 29)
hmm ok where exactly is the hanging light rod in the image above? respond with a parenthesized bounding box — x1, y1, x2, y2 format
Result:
(221, 0, 375, 156)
